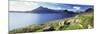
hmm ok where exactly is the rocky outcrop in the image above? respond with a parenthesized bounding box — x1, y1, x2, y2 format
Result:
(59, 19, 81, 26)
(43, 26, 55, 31)
(59, 20, 70, 26)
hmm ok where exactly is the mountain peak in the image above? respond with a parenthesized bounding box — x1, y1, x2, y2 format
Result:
(38, 6, 44, 8)
(31, 6, 57, 13)
(36, 6, 49, 10)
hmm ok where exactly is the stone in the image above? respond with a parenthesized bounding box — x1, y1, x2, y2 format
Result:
(75, 19, 81, 23)
(59, 20, 71, 26)
(43, 26, 55, 31)
(59, 21, 65, 26)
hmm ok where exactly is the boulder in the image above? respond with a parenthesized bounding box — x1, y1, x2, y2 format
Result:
(43, 26, 55, 31)
(59, 20, 71, 26)
(59, 19, 81, 26)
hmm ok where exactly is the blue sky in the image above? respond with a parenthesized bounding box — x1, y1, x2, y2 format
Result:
(9, 1, 93, 11)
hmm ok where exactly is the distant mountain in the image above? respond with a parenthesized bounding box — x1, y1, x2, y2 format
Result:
(9, 6, 79, 14)
(30, 6, 79, 14)
(85, 8, 94, 13)
(9, 6, 63, 13)
(63, 10, 76, 14)
(31, 6, 63, 13)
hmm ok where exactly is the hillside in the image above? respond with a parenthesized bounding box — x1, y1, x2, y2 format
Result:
(9, 12, 93, 34)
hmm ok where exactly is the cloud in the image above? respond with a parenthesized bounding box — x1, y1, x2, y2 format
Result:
(9, 0, 94, 5)
(9, 1, 40, 11)
(73, 6, 81, 10)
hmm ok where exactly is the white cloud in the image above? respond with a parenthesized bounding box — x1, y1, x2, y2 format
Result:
(9, 1, 40, 11)
(9, 0, 94, 5)
(73, 6, 80, 10)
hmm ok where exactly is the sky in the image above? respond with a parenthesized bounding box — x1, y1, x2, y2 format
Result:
(8, 0, 94, 5)
(9, 1, 93, 11)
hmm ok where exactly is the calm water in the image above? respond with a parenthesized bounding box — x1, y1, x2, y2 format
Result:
(9, 13, 76, 30)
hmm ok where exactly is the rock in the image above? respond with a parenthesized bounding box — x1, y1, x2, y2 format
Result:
(43, 26, 55, 31)
(59, 21, 65, 26)
(64, 21, 70, 25)
(59, 20, 71, 26)
(67, 19, 81, 23)
(59, 19, 81, 26)
(75, 19, 81, 23)
(67, 19, 74, 23)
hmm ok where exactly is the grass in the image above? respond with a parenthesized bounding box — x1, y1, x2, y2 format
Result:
(9, 12, 94, 34)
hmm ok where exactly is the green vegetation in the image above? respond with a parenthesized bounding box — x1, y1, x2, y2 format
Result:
(9, 13, 93, 34)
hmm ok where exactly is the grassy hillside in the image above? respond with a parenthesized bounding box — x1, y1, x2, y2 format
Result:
(9, 13, 93, 34)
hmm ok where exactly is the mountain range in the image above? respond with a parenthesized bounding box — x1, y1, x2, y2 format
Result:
(9, 6, 93, 14)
